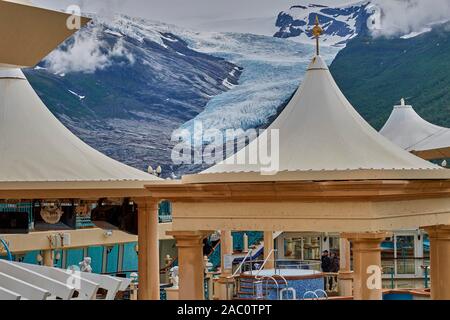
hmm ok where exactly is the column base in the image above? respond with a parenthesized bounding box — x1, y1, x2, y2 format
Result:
(166, 287, 180, 300)
(338, 271, 353, 297)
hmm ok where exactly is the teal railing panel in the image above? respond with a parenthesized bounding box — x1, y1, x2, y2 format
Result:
(106, 245, 119, 274)
(122, 242, 138, 273)
(88, 246, 104, 273)
(66, 249, 84, 269)
(23, 251, 40, 264)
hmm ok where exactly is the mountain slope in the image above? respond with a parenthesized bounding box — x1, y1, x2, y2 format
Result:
(24, 15, 241, 176)
(330, 23, 450, 131)
(274, 2, 371, 46)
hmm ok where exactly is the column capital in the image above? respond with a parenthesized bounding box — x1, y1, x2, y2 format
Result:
(342, 231, 391, 243)
(133, 197, 159, 207)
(423, 225, 450, 239)
(167, 231, 212, 247)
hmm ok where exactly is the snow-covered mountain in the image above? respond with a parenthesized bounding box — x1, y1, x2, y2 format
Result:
(23, 14, 340, 177)
(274, 2, 371, 46)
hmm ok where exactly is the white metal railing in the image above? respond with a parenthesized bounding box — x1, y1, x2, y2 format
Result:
(255, 249, 276, 278)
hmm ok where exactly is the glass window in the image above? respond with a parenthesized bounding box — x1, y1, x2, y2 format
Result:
(422, 233, 430, 267)
(396, 235, 415, 275)
(381, 237, 395, 276)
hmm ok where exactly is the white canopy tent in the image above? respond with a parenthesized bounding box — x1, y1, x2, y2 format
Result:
(380, 99, 450, 160)
(183, 56, 448, 183)
(0, 69, 158, 185)
(0, 0, 160, 195)
(0, 260, 131, 300)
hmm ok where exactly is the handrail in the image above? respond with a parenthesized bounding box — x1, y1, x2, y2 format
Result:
(255, 249, 276, 278)
(225, 249, 253, 300)
(272, 274, 288, 288)
(230, 249, 253, 278)
(303, 291, 319, 300)
(314, 289, 328, 299)
(259, 275, 280, 300)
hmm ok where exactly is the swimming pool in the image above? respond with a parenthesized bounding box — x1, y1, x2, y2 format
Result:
(238, 269, 325, 300)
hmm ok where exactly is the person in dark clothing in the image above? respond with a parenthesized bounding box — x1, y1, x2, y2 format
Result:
(321, 250, 332, 291)
(321, 250, 331, 272)
(330, 252, 340, 273)
(328, 252, 340, 291)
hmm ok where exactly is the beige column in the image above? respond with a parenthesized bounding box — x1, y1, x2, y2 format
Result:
(342, 232, 391, 300)
(43, 249, 53, 267)
(216, 230, 234, 300)
(424, 225, 450, 300)
(221, 230, 233, 275)
(337, 236, 353, 297)
(168, 231, 210, 300)
(136, 198, 160, 300)
(264, 231, 275, 269)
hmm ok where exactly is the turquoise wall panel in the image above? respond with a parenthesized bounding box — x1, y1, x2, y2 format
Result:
(88, 246, 104, 274)
(66, 249, 84, 269)
(23, 251, 40, 264)
(123, 242, 138, 273)
(106, 245, 119, 274)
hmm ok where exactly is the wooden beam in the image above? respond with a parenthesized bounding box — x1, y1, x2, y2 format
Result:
(0, 1, 90, 67)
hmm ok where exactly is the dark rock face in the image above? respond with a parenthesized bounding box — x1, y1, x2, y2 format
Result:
(274, 3, 371, 46)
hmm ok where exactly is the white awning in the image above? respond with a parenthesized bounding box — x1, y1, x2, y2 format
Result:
(380, 100, 450, 160)
(0, 69, 159, 185)
(183, 55, 445, 183)
(0, 260, 131, 300)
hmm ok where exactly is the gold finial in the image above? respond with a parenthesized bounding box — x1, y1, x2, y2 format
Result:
(312, 15, 323, 56)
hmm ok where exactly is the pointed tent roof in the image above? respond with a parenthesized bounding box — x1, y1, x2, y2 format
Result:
(380, 99, 450, 160)
(0, 69, 159, 186)
(183, 56, 448, 184)
(0, 1, 159, 190)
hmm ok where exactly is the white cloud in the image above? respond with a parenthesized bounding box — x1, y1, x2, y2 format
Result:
(371, 0, 450, 37)
(35, 0, 450, 39)
(44, 28, 134, 74)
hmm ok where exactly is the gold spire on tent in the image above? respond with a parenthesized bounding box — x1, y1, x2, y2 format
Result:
(312, 15, 323, 56)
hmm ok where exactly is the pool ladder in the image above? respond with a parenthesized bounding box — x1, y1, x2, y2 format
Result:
(303, 289, 328, 300)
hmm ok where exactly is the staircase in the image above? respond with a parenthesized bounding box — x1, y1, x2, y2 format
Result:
(234, 274, 289, 300)
(208, 231, 264, 269)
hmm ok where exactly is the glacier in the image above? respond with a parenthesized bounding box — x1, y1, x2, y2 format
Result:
(27, 14, 342, 177)
(178, 32, 339, 136)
